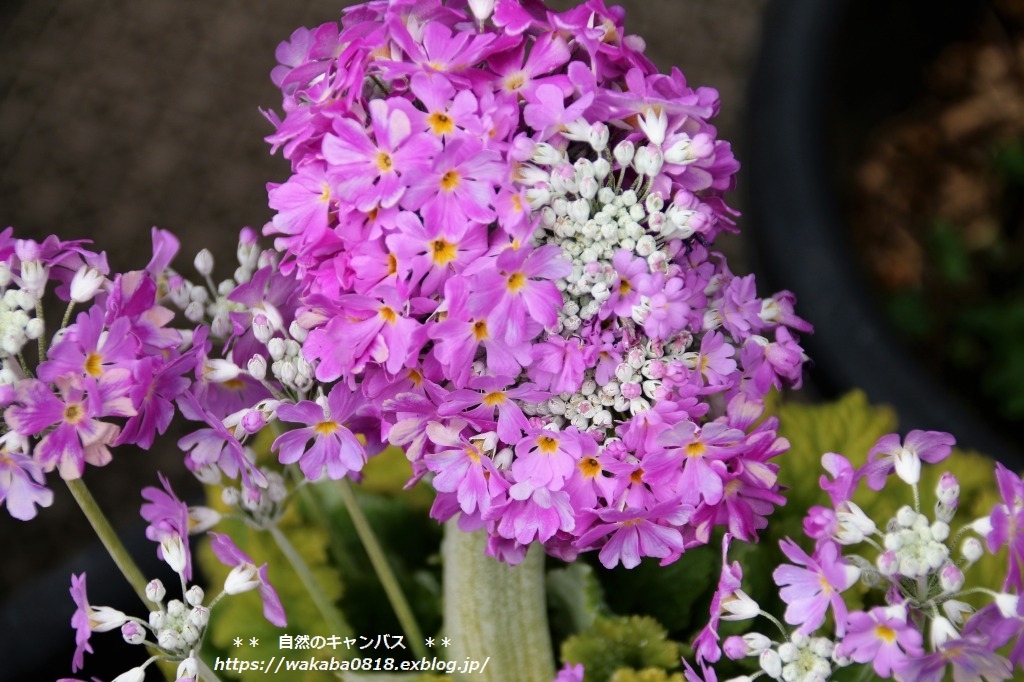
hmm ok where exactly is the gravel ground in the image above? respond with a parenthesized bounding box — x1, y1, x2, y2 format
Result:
(0, 0, 768, 606)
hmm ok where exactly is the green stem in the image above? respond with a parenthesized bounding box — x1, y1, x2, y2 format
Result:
(335, 478, 429, 660)
(65, 478, 156, 609)
(442, 522, 554, 682)
(267, 523, 352, 637)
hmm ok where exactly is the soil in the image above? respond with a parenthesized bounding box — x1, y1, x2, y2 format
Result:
(846, 0, 1024, 435)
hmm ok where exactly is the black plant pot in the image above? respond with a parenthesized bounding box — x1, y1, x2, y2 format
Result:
(747, 0, 1023, 467)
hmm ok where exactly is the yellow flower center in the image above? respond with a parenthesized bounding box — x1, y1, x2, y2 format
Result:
(874, 624, 897, 644)
(376, 151, 394, 172)
(685, 441, 706, 458)
(482, 391, 506, 406)
(536, 435, 559, 454)
(506, 271, 526, 293)
(84, 352, 103, 377)
(472, 319, 489, 341)
(427, 111, 454, 135)
(379, 305, 398, 324)
(64, 403, 84, 424)
(314, 421, 339, 436)
(440, 170, 460, 191)
(430, 238, 457, 266)
(579, 457, 601, 478)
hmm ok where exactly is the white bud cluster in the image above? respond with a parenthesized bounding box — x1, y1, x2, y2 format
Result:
(882, 505, 951, 578)
(0, 286, 45, 356)
(521, 333, 692, 433)
(220, 469, 287, 529)
(734, 630, 842, 682)
(520, 120, 710, 338)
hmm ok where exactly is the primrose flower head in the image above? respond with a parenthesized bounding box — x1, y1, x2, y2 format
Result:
(254, 0, 812, 568)
(689, 429, 1024, 679)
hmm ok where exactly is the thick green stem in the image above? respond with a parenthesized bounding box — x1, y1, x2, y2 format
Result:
(65, 478, 156, 609)
(267, 523, 352, 636)
(442, 522, 554, 682)
(335, 478, 430, 660)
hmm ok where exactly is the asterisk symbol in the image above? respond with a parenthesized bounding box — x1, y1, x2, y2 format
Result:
(441, 637, 451, 647)
(425, 637, 435, 647)
(250, 637, 259, 647)
(233, 637, 243, 647)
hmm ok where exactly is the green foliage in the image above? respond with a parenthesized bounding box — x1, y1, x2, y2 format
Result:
(608, 668, 685, 682)
(560, 615, 682, 682)
(546, 560, 607, 640)
(593, 546, 717, 637)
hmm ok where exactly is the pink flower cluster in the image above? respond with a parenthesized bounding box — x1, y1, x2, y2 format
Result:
(689, 431, 1024, 682)
(0, 228, 195, 520)
(257, 0, 812, 566)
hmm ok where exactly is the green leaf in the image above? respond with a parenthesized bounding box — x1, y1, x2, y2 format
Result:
(773, 390, 898, 514)
(546, 561, 607, 640)
(591, 546, 717, 637)
(609, 668, 686, 682)
(561, 615, 682, 682)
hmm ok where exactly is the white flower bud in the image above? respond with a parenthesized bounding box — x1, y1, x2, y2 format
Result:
(224, 563, 261, 595)
(247, 354, 267, 381)
(613, 140, 635, 167)
(194, 249, 215, 276)
(942, 599, 974, 626)
(160, 535, 188, 574)
(894, 447, 922, 485)
(70, 265, 106, 303)
(185, 585, 205, 607)
(962, 536, 984, 563)
(995, 593, 1019, 618)
(759, 649, 782, 679)
(89, 606, 129, 632)
(204, 359, 241, 383)
(177, 656, 199, 681)
(25, 317, 44, 340)
(721, 589, 760, 620)
(930, 616, 959, 649)
(939, 563, 964, 593)
(190, 605, 210, 628)
(112, 667, 146, 682)
(588, 121, 609, 152)
(121, 621, 146, 645)
(19, 260, 48, 298)
(145, 579, 166, 604)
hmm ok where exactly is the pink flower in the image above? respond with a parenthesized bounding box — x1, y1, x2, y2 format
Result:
(5, 378, 123, 479)
(773, 539, 859, 637)
(273, 384, 368, 481)
(424, 420, 500, 516)
(465, 243, 569, 345)
(0, 443, 53, 520)
(208, 533, 286, 627)
(987, 462, 1024, 591)
(575, 499, 690, 569)
(837, 606, 923, 677)
(863, 430, 955, 490)
(322, 98, 439, 212)
(401, 137, 505, 229)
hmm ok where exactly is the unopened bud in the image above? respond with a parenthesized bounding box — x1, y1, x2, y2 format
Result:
(194, 249, 215, 277)
(224, 563, 261, 595)
(70, 265, 106, 302)
(121, 620, 146, 645)
(145, 579, 166, 604)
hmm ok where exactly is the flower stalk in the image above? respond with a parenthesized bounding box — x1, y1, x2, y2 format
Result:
(267, 522, 351, 637)
(441, 522, 554, 682)
(335, 479, 430, 660)
(65, 478, 156, 609)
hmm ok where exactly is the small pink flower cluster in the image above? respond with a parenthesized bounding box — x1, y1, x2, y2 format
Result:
(0, 228, 194, 519)
(259, 0, 811, 566)
(688, 431, 1024, 682)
